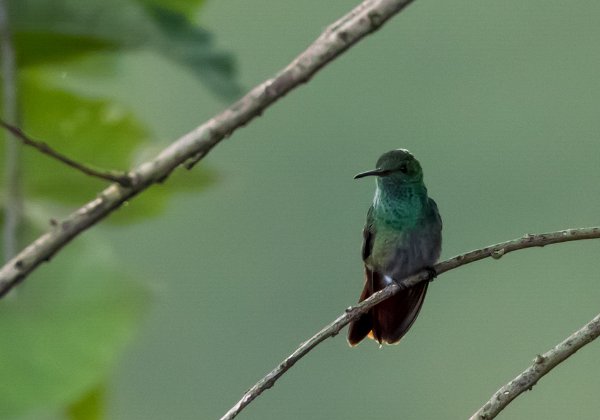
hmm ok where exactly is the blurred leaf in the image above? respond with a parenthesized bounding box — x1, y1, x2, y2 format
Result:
(20, 72, 147, 204)
(9, 0, 155, 52)
(134, 0, 205, 18)
(144, 5, 241, 98)
(14, 73, 217, 223)
(13, 32, 117, 68)
(9, 0, 240, 98)
(0, 238, 150, 418)
(67, 385, 105, 420)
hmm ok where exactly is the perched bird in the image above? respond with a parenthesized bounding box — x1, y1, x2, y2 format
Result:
(347, 149, 442, 346)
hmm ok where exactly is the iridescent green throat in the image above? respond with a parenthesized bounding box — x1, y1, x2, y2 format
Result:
(372, 180, 430, 229)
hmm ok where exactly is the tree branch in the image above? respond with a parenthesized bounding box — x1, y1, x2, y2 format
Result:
(470, 311, 600, 419)
(219, 227, 600, 420)
(0, 120, 133, 187)
(0, 0, 417, 296)
(0, 0, 21, 262)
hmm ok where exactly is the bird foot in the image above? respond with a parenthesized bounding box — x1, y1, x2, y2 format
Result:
(424, 266, 438, 282)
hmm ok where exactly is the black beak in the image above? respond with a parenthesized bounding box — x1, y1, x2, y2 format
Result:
(354, 168, 387, 179)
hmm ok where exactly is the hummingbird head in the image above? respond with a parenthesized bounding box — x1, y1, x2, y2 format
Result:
(354, 149, 424, 185)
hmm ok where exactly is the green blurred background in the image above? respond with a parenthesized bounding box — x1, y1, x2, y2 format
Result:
(2, 0, 600, 419)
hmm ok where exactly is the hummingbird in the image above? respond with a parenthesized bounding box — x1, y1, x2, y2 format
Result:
(347, 149, 442, 346)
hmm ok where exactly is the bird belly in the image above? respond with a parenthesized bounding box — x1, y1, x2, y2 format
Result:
(369, 225, 441, 281)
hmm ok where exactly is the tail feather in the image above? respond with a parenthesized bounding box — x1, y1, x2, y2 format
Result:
(347, 269, 428, 346)
(347, 274, 375, 346)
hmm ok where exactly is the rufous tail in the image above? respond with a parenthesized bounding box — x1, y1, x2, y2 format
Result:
(347, 269, 428, 346)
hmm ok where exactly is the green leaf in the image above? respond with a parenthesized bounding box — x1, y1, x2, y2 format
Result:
(9, 0, 150, 49)
(134, 0, 205, 18)
(13, 32, 118, 68)
(0, 238, 151, 418)
(20, 72, 147, 205)
(143, 5, 241, 98)
(67, 384, 105, 420)
(9, 0, 240, 98)
(13, 72, 217, 224)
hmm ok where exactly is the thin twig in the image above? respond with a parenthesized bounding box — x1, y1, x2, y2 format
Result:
(0, 0, 418, 296)
(0, 120, 133, 187)
(0, 0, 21, 262)
(219, 227, 600, 420)
(470, 312, 600, 420)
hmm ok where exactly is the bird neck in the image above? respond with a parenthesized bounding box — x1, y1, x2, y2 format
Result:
(373, 181, 429, 227)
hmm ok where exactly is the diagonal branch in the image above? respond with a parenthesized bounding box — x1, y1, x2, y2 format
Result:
(219, 227, 600, 420)
(0, 120, 133, 187)
(0, 0, 417, 296)
(470, 312, 600, 420)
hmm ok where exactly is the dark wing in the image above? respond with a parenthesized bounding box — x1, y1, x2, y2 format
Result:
(348, 206, 377, 346)
(428, 197, 443, 231)
(361, 205, 375, 262)
(347, 267, 376, 346)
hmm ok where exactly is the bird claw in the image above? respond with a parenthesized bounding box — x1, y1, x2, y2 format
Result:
(424, 266, 438, 282)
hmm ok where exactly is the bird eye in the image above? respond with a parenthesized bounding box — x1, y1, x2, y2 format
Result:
(399, 163, 408, 174)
